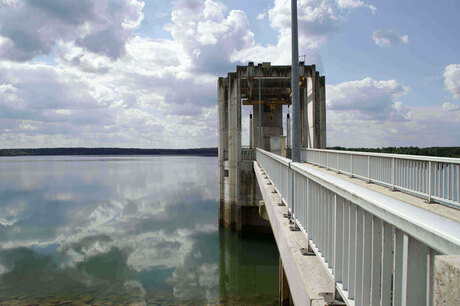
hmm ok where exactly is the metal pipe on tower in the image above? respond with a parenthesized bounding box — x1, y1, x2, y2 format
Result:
(291, 0, 300, 162)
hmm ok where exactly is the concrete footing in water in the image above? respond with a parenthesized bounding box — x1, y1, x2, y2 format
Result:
(219, 161, 272, 235)
(279, 257, 294, 305)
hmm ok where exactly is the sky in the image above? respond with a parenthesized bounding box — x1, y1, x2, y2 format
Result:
(0, 0, 458, 149)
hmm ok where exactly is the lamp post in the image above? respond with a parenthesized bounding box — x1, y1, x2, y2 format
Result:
(291, 0, 300, 162)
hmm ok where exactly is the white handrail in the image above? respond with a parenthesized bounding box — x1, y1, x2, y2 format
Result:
(300, 148, 460, 207)
(302, 148, 460, 164)
(256, 148, 460, 305)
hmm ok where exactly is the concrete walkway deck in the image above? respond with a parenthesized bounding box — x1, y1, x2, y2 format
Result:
(254, 161, 334, 306)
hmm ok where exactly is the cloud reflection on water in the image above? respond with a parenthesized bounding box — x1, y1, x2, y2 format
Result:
(0, 156, 221, 303)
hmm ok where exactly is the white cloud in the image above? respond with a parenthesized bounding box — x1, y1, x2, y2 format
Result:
(442, 102, 460, 112)
(257, 12, 267, 20)
(0, 216, 18, 226)
(0, 0, 144, 61)
(4, 0, 450, 150)
(327, 77, 410, 120)
(444, 64, 460, 100)
(0, 0, 259, 148)
(233, 0, 376, 66)
(338, 0, 376, 13)
(166, 0, 254, 74)
(372, 29, 409, 48)
(327, 78, 460, 147)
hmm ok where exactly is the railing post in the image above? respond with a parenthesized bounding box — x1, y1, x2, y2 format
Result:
(428, 161, 432, 203)
(326, 151, 329, 170)
(337, 152, 339, 173)
(367, 155, 371, 183)
(350, 154, 353, 177)
(392, 157, 395, 191)
(291, 168, 295, 219)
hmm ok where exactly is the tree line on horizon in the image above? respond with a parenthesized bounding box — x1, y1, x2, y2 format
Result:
(328, 146, 460, 158)
(0, 147, 218, 157)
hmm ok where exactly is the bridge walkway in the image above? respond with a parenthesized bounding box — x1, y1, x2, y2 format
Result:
(255, 148, 460, 306)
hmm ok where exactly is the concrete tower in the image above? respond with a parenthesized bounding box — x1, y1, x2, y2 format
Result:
(218, 62, 326, 232)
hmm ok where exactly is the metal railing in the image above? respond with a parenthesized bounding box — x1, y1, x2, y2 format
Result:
(256, 148, 460, 306)
(301, 148, 460, 208)
(241, 147, 255, 161)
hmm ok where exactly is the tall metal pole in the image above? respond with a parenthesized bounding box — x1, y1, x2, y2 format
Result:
(291, 0, 300, 162)
(258, 67, 262, 149)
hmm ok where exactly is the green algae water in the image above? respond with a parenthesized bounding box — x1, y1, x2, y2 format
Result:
(0, 156, 279, 305)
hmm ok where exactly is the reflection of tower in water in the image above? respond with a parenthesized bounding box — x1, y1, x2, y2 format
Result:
(218, 228, 279, 303)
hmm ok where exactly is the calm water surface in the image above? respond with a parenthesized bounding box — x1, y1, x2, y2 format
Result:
(0, 156, 279, 304)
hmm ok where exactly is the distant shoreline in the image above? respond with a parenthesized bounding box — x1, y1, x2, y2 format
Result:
(1, 146, 458, 158)
(0, 147, 218, 157)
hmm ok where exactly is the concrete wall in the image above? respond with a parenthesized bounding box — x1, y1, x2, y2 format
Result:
(433, 255, 460, 305)
(253, 105, 283, 152)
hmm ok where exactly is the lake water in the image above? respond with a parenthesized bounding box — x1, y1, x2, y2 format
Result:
(0, 156, 279, 305)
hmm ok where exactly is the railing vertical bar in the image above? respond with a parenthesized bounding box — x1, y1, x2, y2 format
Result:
(330, 191, 335, 268)
(342, 199, 350, 290)
(428, 161, 432, 203)
(393, 229, 404, 305)
(325, 190, 329, 261)
(348, 204, 357, 300)
(438, 163, 441, 200)
(308, 178, 311, 236)
(350, 153, 353, 177)
(334, 195, 343, 284)
(323, 190, 328, 262)
(327, 192, 332, 267)
(337, 152, 340, 173)
(401, 233, 409, 306)
(367, 155, 370, 183)
(406, 237, 429, 305)
(362, 211, 372, 305)
(449, 163, 452, 200)
(426, 249, 435, 306)
(445, 163, 449, 200)
(313, 182, 318, 243)
(319, 188, 323, 255)
(355, 207, 364, 304)
(456, 165, 459, 202)
(381, 222, 392, 306)
(371, 217, 382, 305)
(392, 157, 395, 190)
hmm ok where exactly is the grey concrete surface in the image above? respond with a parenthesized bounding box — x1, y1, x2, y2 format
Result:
(254, 161, 332, 305)
(433, 255, 460, 305)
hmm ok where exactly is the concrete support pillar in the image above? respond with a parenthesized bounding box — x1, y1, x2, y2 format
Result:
(299, 64, 306, 148)
(279, 257, 293, 306)
(319, 76, 326, 149)
(226, 74, 241, 230)
(218, 78, 227, 226)
(314, 71, 321, 148)
(307, 70, 315, 148)
(286, 113, 291, 149)
(249, 114, 253, 149)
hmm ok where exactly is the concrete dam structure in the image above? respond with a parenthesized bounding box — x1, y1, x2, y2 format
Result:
(218, 62, 326, 232)
(217, 62, 460, 305)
